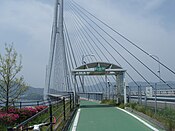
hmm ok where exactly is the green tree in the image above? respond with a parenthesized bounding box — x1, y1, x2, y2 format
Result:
(0, 44, 28, 111)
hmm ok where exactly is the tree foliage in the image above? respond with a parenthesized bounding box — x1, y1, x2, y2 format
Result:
(0, 44, 28, 111)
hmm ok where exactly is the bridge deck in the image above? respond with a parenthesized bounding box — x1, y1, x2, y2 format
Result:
(70, 100, 160, 131)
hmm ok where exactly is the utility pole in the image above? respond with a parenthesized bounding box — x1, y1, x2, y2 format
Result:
(107, 80, 110, 99)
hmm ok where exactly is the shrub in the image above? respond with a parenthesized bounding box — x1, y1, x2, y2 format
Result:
(124, 103, 130, 107)
(134, 105, 146, 114)
(0, 113, 19, 125)
(35, 105, 47, 112)
(128, 103, 175, 130)
(145, 108, 154, 117)
(101, 99, 116, 106)
(0, 105, 48, 127)
(118, 103, 125, 109)
(8, 107, 20, 114)
(130, 103, 137, 109)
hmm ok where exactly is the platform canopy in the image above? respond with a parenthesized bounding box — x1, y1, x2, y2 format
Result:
(72, 62, 126, 76)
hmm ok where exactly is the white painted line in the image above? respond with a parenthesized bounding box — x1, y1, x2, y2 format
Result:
(72, 109, 81, 131)
(116, 107, 159, 131)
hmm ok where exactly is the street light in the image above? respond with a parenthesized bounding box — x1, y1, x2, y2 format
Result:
(149, 54, 161, 82)
(81, 54, 96, 93)
(149, 54, 160, 114)
(107, 80, 110, 99)
(82, 54, 96, 64)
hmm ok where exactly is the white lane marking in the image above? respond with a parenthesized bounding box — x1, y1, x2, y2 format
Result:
(72, 108, 81, 131)
(116, 107, 159, 131)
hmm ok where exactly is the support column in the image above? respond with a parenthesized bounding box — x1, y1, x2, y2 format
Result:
(73, 74, 77, 106)
(116, 72, 125, 104)
(105, 73, 108, 99)
(124, 80, 127, 104)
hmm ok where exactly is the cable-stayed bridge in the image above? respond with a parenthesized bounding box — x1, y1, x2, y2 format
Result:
(42, 0, 175, 130)
(3, 0, 175, 131)
(44, 0, 175, 100)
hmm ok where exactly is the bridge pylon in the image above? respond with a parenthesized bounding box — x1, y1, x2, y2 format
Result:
(44, 0, 70, 100)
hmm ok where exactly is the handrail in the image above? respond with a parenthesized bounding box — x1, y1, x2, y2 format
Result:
(14, 107, 49, 129)
(7, 93, 76, 131)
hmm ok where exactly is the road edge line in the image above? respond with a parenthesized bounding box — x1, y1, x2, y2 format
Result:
(116, 107, 159, 131)
(72, 108, 81, 131)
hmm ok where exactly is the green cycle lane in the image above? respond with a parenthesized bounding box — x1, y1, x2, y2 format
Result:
(71, 100, 158, 131)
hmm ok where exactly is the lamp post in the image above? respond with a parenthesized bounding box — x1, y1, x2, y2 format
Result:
(149, 54, 160, 114)
(82, 54, 96, 65)
(107, 80, 110, 99)
(81, 54, 96, 93)
(149, 54, 161, 82)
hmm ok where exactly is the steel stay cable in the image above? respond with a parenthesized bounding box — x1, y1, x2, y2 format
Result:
(67, 2, 140, 87)
(69, 3, 156, 88)
(65, 3, 113, 88)
(64, 23, 86, 92)
(72, 40, 96, 92)
(68, 12, 106, 92)
(71, 0, 175, 77)
(66, 1, 137, 85)
(65, 23, 91, 92)
(64, 28, 74, 91)
(63, 31, 71, 91)
(66, 20, 95, 92)
(71, 24, 100, 92)
(65, 32, 77, 92)
(66, 2, 118, 84)
(64, 22, 82, 92)
(66, 1, 139, 88)
(65, 9, 110, 89)
(64, 29, 74, 69)
(70, 1, 172, 89)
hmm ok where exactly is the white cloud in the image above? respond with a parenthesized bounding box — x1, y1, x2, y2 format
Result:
(0, 0, 54, 87)
(0, 0, 174, 88)
(143, 0, 165, 11)
(67, 0, 175, 82)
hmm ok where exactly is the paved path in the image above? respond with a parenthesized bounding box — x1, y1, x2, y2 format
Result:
(70, 100, 158, 131)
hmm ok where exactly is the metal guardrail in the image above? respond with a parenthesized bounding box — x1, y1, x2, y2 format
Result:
(130, 96, 175, 102)
(7, 93, 76, 131)
(130, 95, 175, 110)
(130, 89, 175, 96)
(0, 100, 48, 109)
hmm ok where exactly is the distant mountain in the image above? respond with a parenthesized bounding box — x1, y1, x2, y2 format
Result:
(21, 87, 44, 100)
(21, 81, 175, 100)
(25, 86, 44, 95)
(21, 87, 61, 100)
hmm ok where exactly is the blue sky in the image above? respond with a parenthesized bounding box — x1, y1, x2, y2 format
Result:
(0, 0, 174, 87)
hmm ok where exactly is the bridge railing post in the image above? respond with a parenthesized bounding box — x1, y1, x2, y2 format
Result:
(49, 100, 53, 131)
(37, 101, 39, 106)
(144, 95, 147, 108)
(63, 97, 66, 121)
(73, 93, 75, 109)
(20, 102, 22, 109)
(57, 97, 59, 108)
(70, 94, 72, 111)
